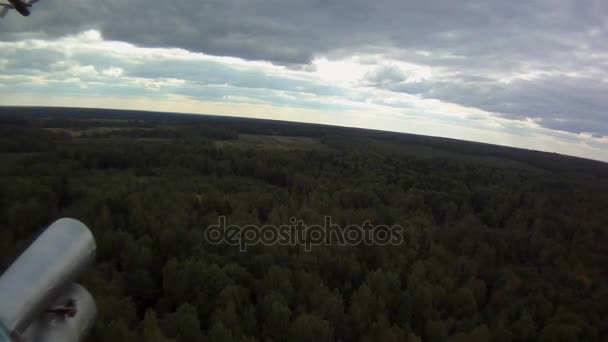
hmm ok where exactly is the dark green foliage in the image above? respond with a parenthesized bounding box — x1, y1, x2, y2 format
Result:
(1, 108, 607, 341)
(288, 313, 334, 342)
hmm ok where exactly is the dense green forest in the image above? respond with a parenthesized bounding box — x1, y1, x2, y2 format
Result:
(1, 107, 607, 342)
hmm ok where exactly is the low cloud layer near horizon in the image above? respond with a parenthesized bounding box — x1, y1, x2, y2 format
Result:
(1, 0, 607, 161)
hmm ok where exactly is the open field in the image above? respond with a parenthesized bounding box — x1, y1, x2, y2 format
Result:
(215, 134, 330, 151)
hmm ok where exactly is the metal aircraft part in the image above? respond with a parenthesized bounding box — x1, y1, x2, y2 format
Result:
(9, 0, 30, 17)
(0, 6, 9, 18)
(0, 218, 96, 335)
(22, 284, 97, 342)
(0, 0, 41, 17)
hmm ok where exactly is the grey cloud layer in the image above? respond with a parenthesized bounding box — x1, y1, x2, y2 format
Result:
(2, 0, 608, 135)
(0, 41, 354, 111)
(5, 0, 606, 66)
(365, 67, 608, 136)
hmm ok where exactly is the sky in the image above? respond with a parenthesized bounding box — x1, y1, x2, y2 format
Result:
(1, 0, 607, 161)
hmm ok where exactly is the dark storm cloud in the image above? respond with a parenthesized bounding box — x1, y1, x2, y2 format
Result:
(2, 0, 607, 135)
(5, 0, 605, 66)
